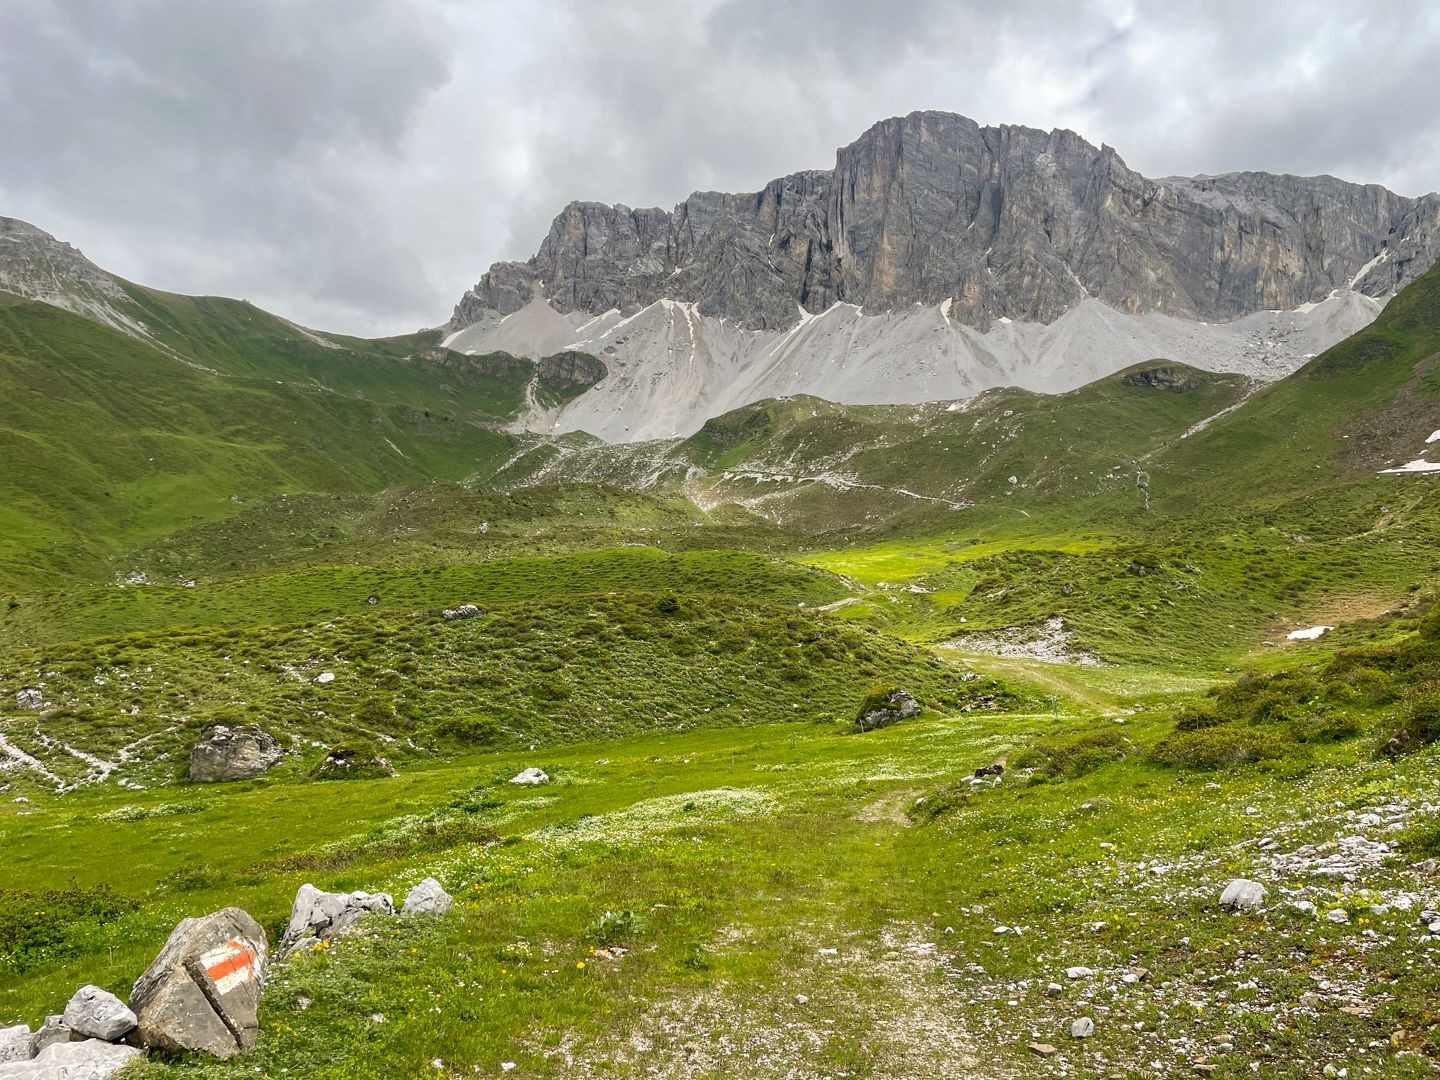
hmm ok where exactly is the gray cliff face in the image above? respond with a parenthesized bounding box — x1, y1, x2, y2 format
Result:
(451, 111, 1440, 333)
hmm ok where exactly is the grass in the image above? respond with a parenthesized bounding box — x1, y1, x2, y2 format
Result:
(4, 647, 1438, 1077)
(3, 218, 1440, 1078)
(0, 546, 849, 650)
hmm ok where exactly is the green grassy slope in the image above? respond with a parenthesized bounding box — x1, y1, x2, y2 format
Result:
(0, 300, 522, 587)
(490, 363, 1255, 538)
(120, 284, 540, 422)
(1152, 260, 1440, 514)
(0, 547, 851, 650)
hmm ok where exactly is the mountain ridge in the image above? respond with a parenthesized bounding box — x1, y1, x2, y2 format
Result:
(441, 110, 1439, 439)
(452, 111, 1440, 334)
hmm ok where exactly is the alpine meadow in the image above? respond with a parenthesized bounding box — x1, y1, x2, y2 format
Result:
(2, 7, 1440, 1079)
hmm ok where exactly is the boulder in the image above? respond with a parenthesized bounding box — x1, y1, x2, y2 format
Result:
(442, 604, 482, 621)
(13, 689, 45, 712)
(402, 878, 453, 916)
(1070, 1017, 1095, 1038)
(0, 1039, 143, 1079)
(28, 1019, 67, 1058)
(60, 987, 134, 1043)
(1219, 878, 1268, 912)
(129, 907, 268, 1058)
(281, 884, 393, 952)
(187, 725, 282, 783)
(0, 1027, 29, 1064)
(509, 767, 548, 785)
(855, 689, 921, 733)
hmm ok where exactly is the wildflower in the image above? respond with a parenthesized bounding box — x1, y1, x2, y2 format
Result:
(576, 961, 586, 969)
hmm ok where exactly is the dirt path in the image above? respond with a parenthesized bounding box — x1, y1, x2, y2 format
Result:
(937, 650, 1122, 715)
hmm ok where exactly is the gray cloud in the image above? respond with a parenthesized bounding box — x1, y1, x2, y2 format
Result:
(1, 0, 1435, 335)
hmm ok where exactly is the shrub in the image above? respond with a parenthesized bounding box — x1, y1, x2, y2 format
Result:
(907, 783, 972, 823)
(1381, 689, 1440, 756)
(1149, 725, 1287, 769)
(307, 743, 396, 781)
(1014, 728, 1130, 779)
(0, 886, 136, 975)
(1287, 710, 1361, 743)
(1173, 703, 1224, 731)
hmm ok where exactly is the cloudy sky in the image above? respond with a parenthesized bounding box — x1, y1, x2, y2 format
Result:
(2, 0, 1436, 335)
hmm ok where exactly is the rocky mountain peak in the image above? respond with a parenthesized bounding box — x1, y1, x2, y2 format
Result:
(0, 216, 142, 334)
(451, 109, 1440, 337)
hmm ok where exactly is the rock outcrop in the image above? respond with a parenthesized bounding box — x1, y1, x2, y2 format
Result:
(129, 908, 268, 1057)
(855, 689, 921, 733)
(0, 1039, 143, 1079)
(452, 111, 1440, 336)
(187, 725, 283, 783)
(0, 217, 143, 336)
(281, 884, 394, 953)
(12, 689, 46, 712)
(445, 111, 1440, 442)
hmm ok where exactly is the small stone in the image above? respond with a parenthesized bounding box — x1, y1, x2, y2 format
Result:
(510, 767, 549, 785)
(1046, 982, 1064, 996)
(1065, 966, 1094, 980)
(794, 994, 809, 1005)
(315, 671, 335, 684)
(1326, 908, 1350, 924)
(402, 878, 453, 916)
(1070, 1017, 1095, 1039)
(62, 985, 136, 1042)
(1219, 878, 1267, 911)
(1027, 1042, 1057, 1057)
(13, 688, 45, 712)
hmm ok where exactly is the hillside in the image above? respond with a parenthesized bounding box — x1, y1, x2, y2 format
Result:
(489, 362, 1256, 535)
(0, 297, 520, 586)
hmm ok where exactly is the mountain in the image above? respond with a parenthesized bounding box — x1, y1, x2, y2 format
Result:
(448, 110, 1440, 440)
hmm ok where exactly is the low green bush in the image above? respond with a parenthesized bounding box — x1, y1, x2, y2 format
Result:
(1012, 728, 1130, 779)
(1149, 725, 1287, 769)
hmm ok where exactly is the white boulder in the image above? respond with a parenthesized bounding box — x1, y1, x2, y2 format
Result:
(510, 767, 549, 785)
(402, 877, 453, 916)
(1219, 878, 1267, 911)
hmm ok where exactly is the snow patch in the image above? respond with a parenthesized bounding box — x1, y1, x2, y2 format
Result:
(1349, 248, 1390, 288)
(1380, 458, 1440, 475)
(1287, 626, 1333, 641)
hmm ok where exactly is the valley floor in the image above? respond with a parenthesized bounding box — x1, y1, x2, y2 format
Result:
(4, 653, 1438, 1078)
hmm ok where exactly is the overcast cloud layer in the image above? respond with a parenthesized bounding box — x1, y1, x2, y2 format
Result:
(2, 0, 1436, 336)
